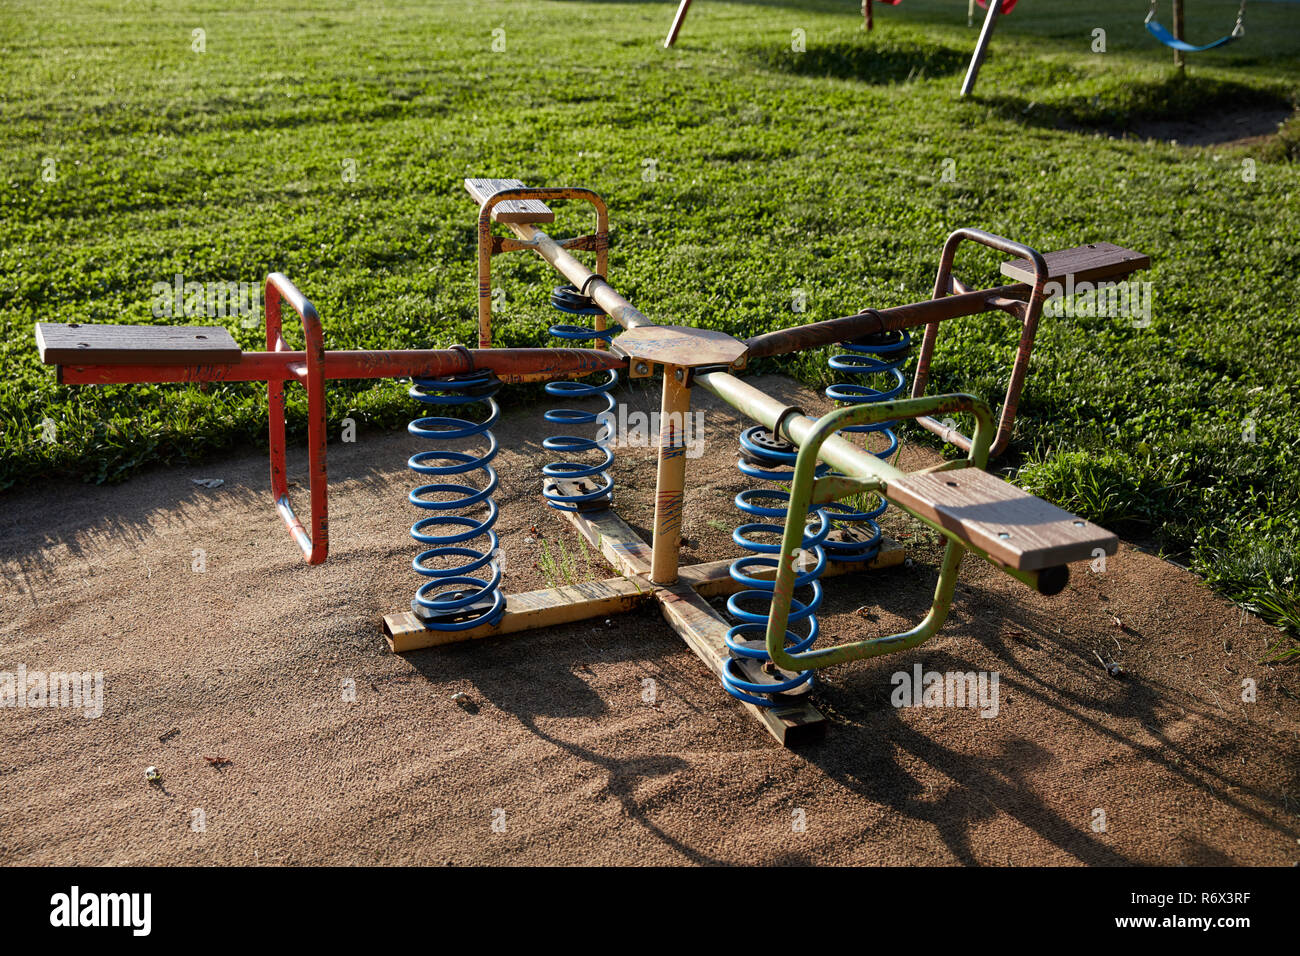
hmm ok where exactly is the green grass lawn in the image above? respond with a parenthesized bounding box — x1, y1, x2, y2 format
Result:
(2, 0, 1298, 652)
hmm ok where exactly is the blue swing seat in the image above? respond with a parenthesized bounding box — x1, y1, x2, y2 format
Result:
(1145, 17, 1241, 53)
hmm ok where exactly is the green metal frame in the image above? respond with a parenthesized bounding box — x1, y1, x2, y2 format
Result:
(761, 393, 994, 671)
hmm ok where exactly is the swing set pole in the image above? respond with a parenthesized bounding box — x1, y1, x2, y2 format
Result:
(664, 0, 692, 48)
(960, 0, 1003, 96)
(1173, 0, 1187, 71)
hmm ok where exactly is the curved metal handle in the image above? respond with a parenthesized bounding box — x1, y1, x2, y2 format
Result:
(265, 273, 328, 564)
(910, 227, 1050, 458)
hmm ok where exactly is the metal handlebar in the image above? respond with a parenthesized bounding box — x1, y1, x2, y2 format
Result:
(266, 272, 328, 565)
(910, 227, 1050, 458)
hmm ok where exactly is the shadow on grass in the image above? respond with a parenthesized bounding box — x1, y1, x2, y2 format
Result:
(975, 74, 1295, 146)
(747, 37, 968, 85)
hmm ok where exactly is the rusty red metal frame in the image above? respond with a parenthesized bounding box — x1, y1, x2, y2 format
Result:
(910, 228, 1049, 457)
(53, 275, 625, 566)
(266, 273, 328, 564)
(744, 283, 1034, 359)
(258, 273, 628, 566)
(744, 228, 1049, 458)
(57, 347, 622, 386)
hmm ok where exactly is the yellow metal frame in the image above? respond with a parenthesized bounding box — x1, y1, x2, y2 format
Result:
(475, 186, 609, 348)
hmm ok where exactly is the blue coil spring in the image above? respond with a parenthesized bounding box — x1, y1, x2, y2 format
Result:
(406, 370, 506, 630)
(542, 285, 617, 511)
(721, 426, 833, 706)
(820, 329, 913, 562)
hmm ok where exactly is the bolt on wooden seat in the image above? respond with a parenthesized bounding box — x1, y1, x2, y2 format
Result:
(35, 322, 241, 366)
(887, 467, 1117, 571)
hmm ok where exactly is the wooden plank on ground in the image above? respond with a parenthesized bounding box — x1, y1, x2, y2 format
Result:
(558, 506, 655, 578)
(887, 468, 1117, 571)
(654, 585, 826, 747)
(1001, 242, 1150, 286)
(383, 574, 652, 652)
(464, 177, 555, 224)
(678, 536, 905, 598)
(35, 322, 241, 366)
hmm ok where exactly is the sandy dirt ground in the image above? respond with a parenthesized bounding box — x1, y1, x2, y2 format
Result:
(2, 375, 1297, 866)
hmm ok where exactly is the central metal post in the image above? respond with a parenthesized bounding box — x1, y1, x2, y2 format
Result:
(651, 367, 691, 585)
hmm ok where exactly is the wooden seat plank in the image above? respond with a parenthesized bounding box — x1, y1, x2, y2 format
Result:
(36, 322, 241, 366)
(1001, 242, 1150, 286)
(887, 467, 1117, 571)
(464, 177, 555, 224)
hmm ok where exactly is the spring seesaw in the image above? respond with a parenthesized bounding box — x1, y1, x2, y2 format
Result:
(34, 179, 1151, 745)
